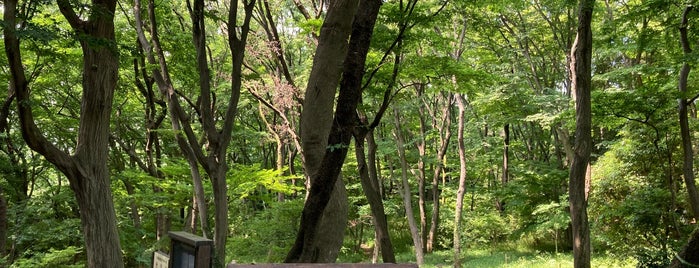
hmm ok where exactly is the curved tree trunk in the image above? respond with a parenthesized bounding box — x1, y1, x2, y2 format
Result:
(427, 93, 453, 253)
(678, 5, 699, 219)
(4, 1, 124, 267)
(288, 0, 357, 258)
(355, 130, 396, 263)
(287, 0, 387, 262)
(670, 229, 699, 267)
(133, 0, 210, 239)
(453, 93, 468, 268)
(134, 1, 256, 265)
(569, 0, 594, 267)
(393, 107, 425, 266)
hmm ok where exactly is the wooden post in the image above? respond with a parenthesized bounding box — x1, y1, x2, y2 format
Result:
(169, 231, 213, 268)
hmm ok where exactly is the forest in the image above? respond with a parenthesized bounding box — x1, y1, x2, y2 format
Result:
(2, 0, 699, 267)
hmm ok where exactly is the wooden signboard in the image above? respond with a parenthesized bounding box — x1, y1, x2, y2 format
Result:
(153, 251, 170, 268)
(168, 231, 213, 268)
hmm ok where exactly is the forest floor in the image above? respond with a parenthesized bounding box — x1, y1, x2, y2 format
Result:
(389, 247, 637, 267)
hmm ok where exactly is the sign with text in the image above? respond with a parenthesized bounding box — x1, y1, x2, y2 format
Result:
(152, 251, 169, 268)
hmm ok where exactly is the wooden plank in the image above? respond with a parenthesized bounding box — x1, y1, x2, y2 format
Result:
(228, 264, 418, 268)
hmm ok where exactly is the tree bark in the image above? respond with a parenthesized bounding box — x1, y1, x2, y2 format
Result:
(0, 189, 6, 257)
(135, 1, 256, 265)
(132, 45, 170, 241)
(287, 0, 388, 262)
(453, 93, 468, 268)
(393, 107, 425, 266)
(414, 93, 428, 252)
(133, 0, 210, 239)
(4, 1, 124, 267)
(286, 0, 356, 261)
(569, 0, 594, 267)
(497, 123, 510, 212)
(670, 229, 699, 267)
(355, 135, 396, 263)
(427, 92, 453, 252)
(355, 102, 395, 262)
(678, 5, 699, 219)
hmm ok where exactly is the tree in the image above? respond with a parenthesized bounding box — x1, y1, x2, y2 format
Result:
(132, 0, 256, 265)
(286, 0, 385, 262)
(284, 0, 358, 262)
(0, 188, 6, 257)
(453, 93, 467, 268)
(670, 229, 699, 267)
(678, 5, 699, 219)
(393, 105, 425, 266)
(3, 0, 124, 267)
(568, 0, 594, 267)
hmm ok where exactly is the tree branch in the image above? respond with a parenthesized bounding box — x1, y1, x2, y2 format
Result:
(57, 0, 85, 31)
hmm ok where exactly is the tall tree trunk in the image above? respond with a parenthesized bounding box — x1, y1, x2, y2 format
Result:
(367, 129, 392, 262)
(133, 0, 210, 239)
(497, 123, 510, 212)
(427, 92, 453, 252)
(416, 96, 428, 251)
(670, 229, 699, 267)
(132, 47, 170, 241)
(453, 93, 468, 268)
(0, 189, 6, 257)
(4, 1, 125, 267)
(0, 93, 9, 258)
(678, 6, 699, 219)
(288, 0, 358, 262)
(355, 134, 396, 263)
(286, 0, 384, 262)
(569, 0, 594, 267)
(393, 107, 425, 266)
(135, 1, 256, 265)
(355, 106, 396, 262)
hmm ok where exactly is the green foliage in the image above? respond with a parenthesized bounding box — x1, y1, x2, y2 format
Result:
(397, 247, 637, 267)
(590, 138, 690, 267)
(3, 0, 699, 267)
(501, 161, 568, 239)
(9, 246, 84, 268)
(463, 209, 512, 247)
(228, 199, 303, 263)
(228, 164, 302, 201)
(298, 18, 323, 36)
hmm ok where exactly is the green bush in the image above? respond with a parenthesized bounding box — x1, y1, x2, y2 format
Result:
(228, 199, 303, 263)
(10, 246, 84, 268)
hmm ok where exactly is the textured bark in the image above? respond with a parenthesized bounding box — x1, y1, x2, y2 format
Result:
(135, 1, 256, 265)
(678, 6, 699, 219)
(393, 108, 425, 266)
(497, 124, 510, 212)
(4, 1, 124, 267)
(131, 48, 170, 240)
(355, 126, 395, 263)
(288, 0, 389, 262)
(415, 99, 428, 252)
(568, 0, 594, 267)
(453, 94, 467, 268)
(0, 190, 6, 257)
(427, 93, 453, 252)
(287, 0, 357, 262)
(133, 0, 210, 239)
(670, 229, 699, 267)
